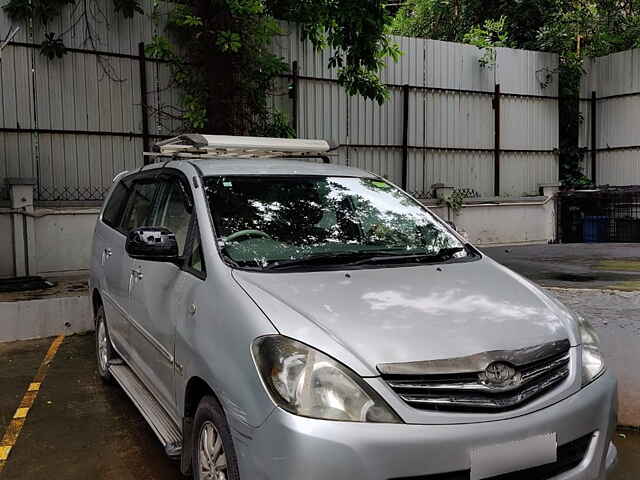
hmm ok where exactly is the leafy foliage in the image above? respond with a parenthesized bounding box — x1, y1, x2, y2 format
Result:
(463, 16, 513, 67)
(147, 0, 399, 135)
(3, 0, 74, 25)
(278, 0, 402, 104)
(40, 32, 67, 59)
(444, 190, 465, 216)
(3, 0, 144, 60)
(113, 0, 144, 19)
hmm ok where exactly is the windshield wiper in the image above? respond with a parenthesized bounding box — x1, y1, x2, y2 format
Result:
(262, 247, 467, 271)
(347, 247, 466, 266)
(263, 251, 389, 271)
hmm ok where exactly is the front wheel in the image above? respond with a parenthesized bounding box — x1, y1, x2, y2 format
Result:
(192, 396, 240, 480)
(95, 305, 115, 383)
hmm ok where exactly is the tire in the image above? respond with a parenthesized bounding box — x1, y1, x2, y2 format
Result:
(192, 396, 240, 480)
(95, 304, 115, 383)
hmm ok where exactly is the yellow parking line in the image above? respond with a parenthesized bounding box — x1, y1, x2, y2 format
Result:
(0, 335, 64, 474)
(12, 409, 28, 420)
(0, 447, 10, 462)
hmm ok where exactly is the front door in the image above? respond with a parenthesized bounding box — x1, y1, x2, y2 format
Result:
(128, 173, 195, 417)
(101, 178, 157, 363)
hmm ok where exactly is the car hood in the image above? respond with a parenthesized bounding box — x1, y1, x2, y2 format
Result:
(233, 257, 579, 376)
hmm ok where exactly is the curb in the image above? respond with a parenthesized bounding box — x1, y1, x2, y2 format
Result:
(0, 295, 93, 343)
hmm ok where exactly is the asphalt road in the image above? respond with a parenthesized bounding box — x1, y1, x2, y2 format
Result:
(0, 334, 179, 479)
(482, 243, 640, 291)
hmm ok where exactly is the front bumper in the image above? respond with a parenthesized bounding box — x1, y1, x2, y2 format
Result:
(235, 371, 617, 480)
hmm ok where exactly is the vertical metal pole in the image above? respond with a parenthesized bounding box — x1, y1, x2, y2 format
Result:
(138, 42, 151, 162)
(292, 61, 299, 136)
(493, 83, 501, 197)
(402, 84, 410, 190)
(591, 91, 597, 186)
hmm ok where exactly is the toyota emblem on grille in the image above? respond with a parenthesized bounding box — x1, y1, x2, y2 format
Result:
(479, 362, 521, 387)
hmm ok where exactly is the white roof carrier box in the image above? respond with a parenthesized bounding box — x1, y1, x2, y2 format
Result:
(150, 134, 332, 162)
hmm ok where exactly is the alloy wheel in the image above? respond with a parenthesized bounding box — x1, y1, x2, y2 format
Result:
(198, 421, 227, 480)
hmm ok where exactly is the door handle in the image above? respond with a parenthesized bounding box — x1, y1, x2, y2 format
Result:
(101, 248, 112, 266)
(131, 267, 144, 281)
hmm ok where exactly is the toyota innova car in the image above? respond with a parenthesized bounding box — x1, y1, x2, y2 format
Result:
(89, 135, 617, 480)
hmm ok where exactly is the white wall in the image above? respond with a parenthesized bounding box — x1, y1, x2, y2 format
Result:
(35, 210, 99, 275)
(0, 208, 98, 278)
(0, 198, 555, 279)
(425, 197, 556, 245)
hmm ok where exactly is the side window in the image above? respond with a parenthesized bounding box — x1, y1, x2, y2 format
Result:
(150, 178, 193, 255)
(121, 181, 158, 232)
(186, 221, 205, 276)
(102, 181, 130, 228)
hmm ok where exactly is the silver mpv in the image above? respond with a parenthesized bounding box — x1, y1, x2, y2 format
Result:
(89, 135, 617, 480)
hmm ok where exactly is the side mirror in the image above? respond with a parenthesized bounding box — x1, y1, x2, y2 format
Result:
(126, 227, 179, 262)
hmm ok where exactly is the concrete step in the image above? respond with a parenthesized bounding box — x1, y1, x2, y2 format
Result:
(0, 275, 91, 342)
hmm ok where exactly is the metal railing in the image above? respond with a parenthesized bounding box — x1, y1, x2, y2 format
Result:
(557, 187, 640, 243)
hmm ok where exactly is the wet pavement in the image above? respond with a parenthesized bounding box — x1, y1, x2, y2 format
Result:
(483, 243, 640, 291)
(0, 334, 179, 479)
(0, 333, 636, 478)
(546, 288, 640, 427)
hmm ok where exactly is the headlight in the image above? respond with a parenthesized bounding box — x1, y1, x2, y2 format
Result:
(252, 335, 401, 423)
(578, 316, 605, 386)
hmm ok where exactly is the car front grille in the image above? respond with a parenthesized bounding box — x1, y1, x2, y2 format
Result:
(381, 341, 571, 413)
(391, 432, 593, 480)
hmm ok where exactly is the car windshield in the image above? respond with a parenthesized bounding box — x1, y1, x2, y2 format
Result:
(204, 175, 467, 269)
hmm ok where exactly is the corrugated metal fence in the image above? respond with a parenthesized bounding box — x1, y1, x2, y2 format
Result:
(1, 7, 560, 202)
(273, 24, 560, 197)
(580, 49, 640, 186)
(0, 0, 180, 202)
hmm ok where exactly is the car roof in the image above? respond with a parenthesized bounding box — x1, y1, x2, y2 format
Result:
(170, 157, 376, 178)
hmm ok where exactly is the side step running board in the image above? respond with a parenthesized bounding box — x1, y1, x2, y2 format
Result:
(110, 364, 182, 458)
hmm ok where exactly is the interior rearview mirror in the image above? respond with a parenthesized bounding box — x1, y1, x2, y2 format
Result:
(126, 227, 179, 262)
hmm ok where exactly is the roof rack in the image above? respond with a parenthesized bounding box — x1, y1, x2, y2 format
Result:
(151, 134, 331, 161)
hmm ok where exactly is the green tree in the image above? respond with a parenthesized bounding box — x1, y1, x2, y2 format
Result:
(148, 0, 401, 135)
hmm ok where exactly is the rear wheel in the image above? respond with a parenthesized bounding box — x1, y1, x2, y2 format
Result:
(192, 396, 240, 480)
(95, 305, 115, 383)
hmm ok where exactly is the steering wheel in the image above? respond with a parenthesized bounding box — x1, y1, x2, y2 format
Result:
(225, 229, 272, 242)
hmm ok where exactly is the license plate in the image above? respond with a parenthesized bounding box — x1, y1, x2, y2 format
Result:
(470, 433, 557, 480)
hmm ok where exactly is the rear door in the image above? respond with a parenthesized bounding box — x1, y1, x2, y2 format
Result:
(128, 171, 195, 416)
